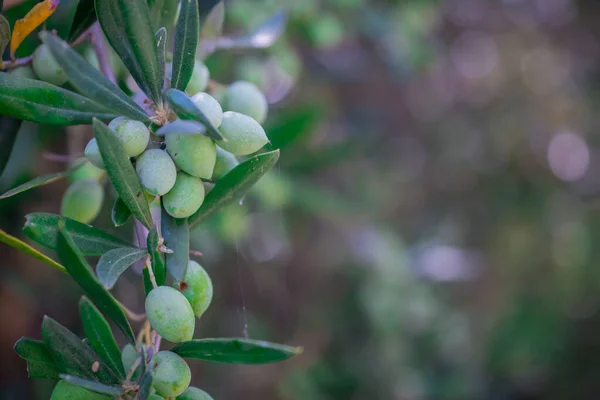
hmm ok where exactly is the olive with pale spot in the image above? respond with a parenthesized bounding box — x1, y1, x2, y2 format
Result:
(178, 260, 213, 318)
(166, 133, 216, 180)
(136, 149, 177, 196)
(108, 117, 150, 158)
(217, 111, 269, 156)
(33, 44, 68, 86)
(191, 92, 223, 127)
(150, 351, 191, 397)
(162, 172, 205, 219)
(145, 286, 195, 343)
(61, 180, 104, 224)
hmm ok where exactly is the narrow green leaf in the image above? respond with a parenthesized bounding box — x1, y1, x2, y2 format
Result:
(171, 338, 302, 364)
(155, 27, 167, 90)
(165, 89, 225, 141)
(60, 375, 125, 396)
(267, 105, 321, 150)
(155, 120, 206, 136)
(135, 372, 153, 400)
(14, 337, 61, 379)
(93, 119, 153, 229)
(0, 171, 66, 199)
(97, 247, 148, 289)
(161, 209, 189, 282)
(0, 228, 67, 275)
(0, 116, 21, 176)
(171, 0, 199, 91)
(148, 0, 179, 34)
(79, 297, 126, 379)
(111, 197, 132, 227)
(0, 15, 10, 61)
(96, 0, 163, 104)
(68, 0, 96, 42)
(189, 150, 280, 228)
(146, 225, 165, 289)
(41, 316, 119, 383)
(23, 213, 131, 256)
(57, 222, 135, 342)
(42, 33, 149, 122)
(0, 72, 117, 125)
(201, 2, 224, 41)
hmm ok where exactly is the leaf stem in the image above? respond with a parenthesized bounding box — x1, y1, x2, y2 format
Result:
(125, 356, 141, 382)
(117, 300, 146, 322)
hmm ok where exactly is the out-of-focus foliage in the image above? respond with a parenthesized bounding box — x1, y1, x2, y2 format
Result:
(4, 0, 600, 399)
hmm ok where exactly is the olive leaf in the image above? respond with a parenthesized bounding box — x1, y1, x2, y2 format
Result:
(23, 213, 131, 256)
(96, 247, 148, 289)
(148, 0, 179, 34)
(136, 372, 153, 400)
(189, 150, 280, 228)
(56, 221, 135, 343)
(68, 0, 96, 42)
(41, 32, 149, 122)
(155, 27, 167, 90)
(0, 227, 67, 275)
(59, 375, 125, 397)
(93, 119, 153, 229)
(10, 0, 59, 58)
(201, 1, 224, 41)
(14, 337, 61, 379)
(171, 338, 302, 364)
(145, 225, 166, 294)
(111, 197, 132, 227)
(96, 0, 163, 104)
(165, 89, 225, 141)
(161, 208, 189, 282)
(155, 120, 206, 136)
(0, 72, 117, 125)
(0, 116, 22, 177)
(171, 0, 199, 92)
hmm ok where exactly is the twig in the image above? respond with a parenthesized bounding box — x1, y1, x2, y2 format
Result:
(144, 257, 158, 289)
(0, 55, 33, 70)
(42, 152, 78, 163)
(125, 357, 142, 382)
(189, 249, 203, 257)
(117, 300, 146, 322)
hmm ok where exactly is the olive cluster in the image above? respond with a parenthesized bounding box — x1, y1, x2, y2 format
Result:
(77, 60, 269, 220)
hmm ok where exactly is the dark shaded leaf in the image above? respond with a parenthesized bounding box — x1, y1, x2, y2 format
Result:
(155, 27, 167, 90)
(68, 0, 96, 42)
(171, 0, 199, 91)
(200, 2, 224, 41)
(56, 222, 135, 342)
(146, 225, 166, 290)
(96, 0, 163, 104)
(111, 197, 132, 227)
(189, 150, 280, 228)
(0, 72, 117, 125)
(148, 0, 179, 34)
(0, 227, 67, 274)
(60, 375, 125, 396)
(0, 116, 21, 176)
(93, 119, 153, 229)
(41, 316, 118, 383)
(42, 33, 149, 122)
(161, 209, 189, 282)
(267, 105, 321, 150)
(165, 89, 224, 141)
(135, 372, 153, 400)
(23, 213, 131, 256)
(171, 338, 302, 364)
(14, 337, 60, 379)
(155, 120, 206, 136)
(79, 297, 126, 379)
(0, 171, 66, 199)
(97, 247, 148, 289)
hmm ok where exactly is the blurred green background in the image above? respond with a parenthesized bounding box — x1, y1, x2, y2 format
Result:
(4, 0, 600, 398)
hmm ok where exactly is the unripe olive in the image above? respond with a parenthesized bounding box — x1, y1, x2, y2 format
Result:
(150, 351, 191, 397)
(51, 380, 110, 400)
(162, 172, 205, 219)
(9, 66, 36, 80)
(108, 117, 150, 158)
(136, 149, 177, 196)
(84, 138, 105, 169)
(177, 387, 214, 400)
(69, 160, 104, 183)
(33, 44, 68, 86)
(185, 60, 210, 96)
(225, 81, 268, 124)
(191, 92, 223, 127)
(61, 180, 104, 224)
(178, 260, 213, 318)
(212, 147, 239, 180)
(217, 111, 269, 156)
(166, 134, 216, 179)
(145, 286, 195, 342)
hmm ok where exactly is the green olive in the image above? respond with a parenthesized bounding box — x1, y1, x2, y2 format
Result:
(150, 351, 191, 397)
(162, 172, 205, 219)
(217, 111, 269, 156)
(51, 380, 110, 400)
(224, 81, 268, 124)
(177, 387, 214, 400)
(146, 286, 195, 343)
(61, 180, 104, 224)
(178, 260, 213, 318)
(136, 149, 177, 196)
(69, 160, 104, 183)
(212, 147, 239, 180)
(32, 44, 68, 86)
(185, 60, 210, 96)
(84, 138, 105, 169)
(166, 133, 216, 179)
(191, 92, 223, 127)
(108, 117, 150, 158)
